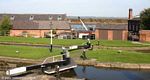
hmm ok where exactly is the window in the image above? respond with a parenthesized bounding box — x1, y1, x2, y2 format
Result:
(132, 25, 135, 31)
(49, 16, 53, 20)
(29, 16, 34, 20)
(10, 16, 15, 20)
(57, 16, 62, 21)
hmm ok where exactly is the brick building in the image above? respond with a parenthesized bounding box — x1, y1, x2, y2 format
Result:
(95, 23, 128, 40)
(0, 14, 71, 38)
(0, 13, 129, 40)
(128, 9, 150, 42)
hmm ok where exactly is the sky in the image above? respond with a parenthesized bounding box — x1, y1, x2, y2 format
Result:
(0, 0, 150, 17)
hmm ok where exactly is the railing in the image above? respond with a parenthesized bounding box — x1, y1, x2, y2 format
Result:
(42, 55, 64, 64)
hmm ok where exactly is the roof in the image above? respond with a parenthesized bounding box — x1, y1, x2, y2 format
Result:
(12, 21, 70, 30)
(96, 23, 128, 30)
(129, 16, 140, 21)
(0, 14, 67, 21)
(68, 16, 127, 20)
(12, 21, 39, 29)
(70, 22, 98, 25)
(38, 21, 70, 29)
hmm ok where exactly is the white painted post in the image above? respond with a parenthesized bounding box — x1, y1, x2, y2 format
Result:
(49, 22, 53, 52)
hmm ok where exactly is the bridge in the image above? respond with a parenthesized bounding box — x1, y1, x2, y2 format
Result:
(6, 48, 77, 76)
(6, 41, 92, 76)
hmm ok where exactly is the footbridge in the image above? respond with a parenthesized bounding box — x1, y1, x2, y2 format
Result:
(6, 40, 92, 76)
(6, 48, 77, 76)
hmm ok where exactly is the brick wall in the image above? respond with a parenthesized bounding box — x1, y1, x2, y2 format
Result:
(140, 30, 150, 42)
(95, 29, 128, 40)
(95, 29, 99, 40)
(108, 30, 113, 40)
(122, 30, 128, 40)
(10, 29, 71, 38)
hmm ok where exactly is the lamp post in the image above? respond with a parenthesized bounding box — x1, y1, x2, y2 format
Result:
(50, 22, 53, 52)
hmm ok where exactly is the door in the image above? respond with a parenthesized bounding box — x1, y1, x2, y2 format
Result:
(99, 30, 108, 40)
(113, 30, 123, 40)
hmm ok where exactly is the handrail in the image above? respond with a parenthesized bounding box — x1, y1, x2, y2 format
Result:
(42, 54, 64, 64)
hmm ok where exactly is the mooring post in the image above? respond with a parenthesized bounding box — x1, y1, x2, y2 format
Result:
(97, 40, 100, 46)
(90, 45, 93, 50)
(81, 49, 87, 60)
(41, 65, 45, 73)
(55, 65, 61, 80)
(61, 47, 71, 64)
(83, 49, 87, 60)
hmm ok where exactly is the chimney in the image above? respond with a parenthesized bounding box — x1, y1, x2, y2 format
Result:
(128, 8, 133, 20)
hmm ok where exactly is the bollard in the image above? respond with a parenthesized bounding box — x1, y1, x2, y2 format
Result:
(41, 65, 46, 73)
(55, 65, 61, 80)
(80, 49, 87, 60)
(49, 45, 53, 52)
(97, 41, 100, 46)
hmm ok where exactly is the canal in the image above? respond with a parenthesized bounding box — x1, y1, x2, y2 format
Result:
(62, 66, 150, 80)
(0, 65, 150, 80)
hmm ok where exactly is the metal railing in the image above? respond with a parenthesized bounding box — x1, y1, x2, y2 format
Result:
(42, 55, 64, 64)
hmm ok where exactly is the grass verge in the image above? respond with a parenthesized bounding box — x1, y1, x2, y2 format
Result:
(0, 36, 149, 47)
(0, 45, 60, 59)
(86, 49, 150, 63)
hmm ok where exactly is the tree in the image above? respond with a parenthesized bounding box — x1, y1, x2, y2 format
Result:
(0, 16, 12, 36)
(140, 8, 150, 30)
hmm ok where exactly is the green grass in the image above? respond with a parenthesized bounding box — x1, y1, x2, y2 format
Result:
(0, 45, 61, 59)
(0, 36, 86, 46)
(91, 40, 150, 47)
(87, 49, 150, 63)
(0, 36, 149, 47)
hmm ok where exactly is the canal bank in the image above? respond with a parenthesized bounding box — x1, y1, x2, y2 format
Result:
(1, 57, 150, 80)
(1, 56, 150, 70)
(75, 59, 150, 70)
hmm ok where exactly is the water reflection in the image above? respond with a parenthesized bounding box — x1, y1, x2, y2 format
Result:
(1, 66, 150, 80)
(73, 66, 150, 80)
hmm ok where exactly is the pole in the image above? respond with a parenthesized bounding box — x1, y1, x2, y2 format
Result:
(50, 22, 53, 52)
(50, 29, 53, 52)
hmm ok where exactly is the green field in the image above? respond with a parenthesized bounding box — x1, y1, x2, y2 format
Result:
(0, 44, 149, 63)
(86, 49, 150, 63)
(0, 36, 149, 47)
(0, 45, 61, 59)
(0, 36, 85, 46)
(0, 36, 150, 63)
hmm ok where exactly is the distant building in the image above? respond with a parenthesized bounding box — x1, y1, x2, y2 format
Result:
(0, 13, 129, 40)
(128, 9, 140, 41)
(95, 23, 128, 40)
(128, 9, 150, 42)
(0, 14, 71, 38)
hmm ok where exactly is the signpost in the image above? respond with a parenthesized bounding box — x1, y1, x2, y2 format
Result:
(50, 22, 53, 52)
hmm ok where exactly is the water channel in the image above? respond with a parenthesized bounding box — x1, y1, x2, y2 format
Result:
(62, 66, 150, 80)
(0, 65, 150, 80)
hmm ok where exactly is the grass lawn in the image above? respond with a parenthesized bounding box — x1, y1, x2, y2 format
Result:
(91, 40, 150, 47)
(0, 36, 149, 47)
(0, 36, 85, 46)
(86, 49, 150, 63)
(0, 45, 61, 59)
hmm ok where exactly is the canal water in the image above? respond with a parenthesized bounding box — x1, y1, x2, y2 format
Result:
(1, 65, 150, 80)
(62, 66, 150, 80)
